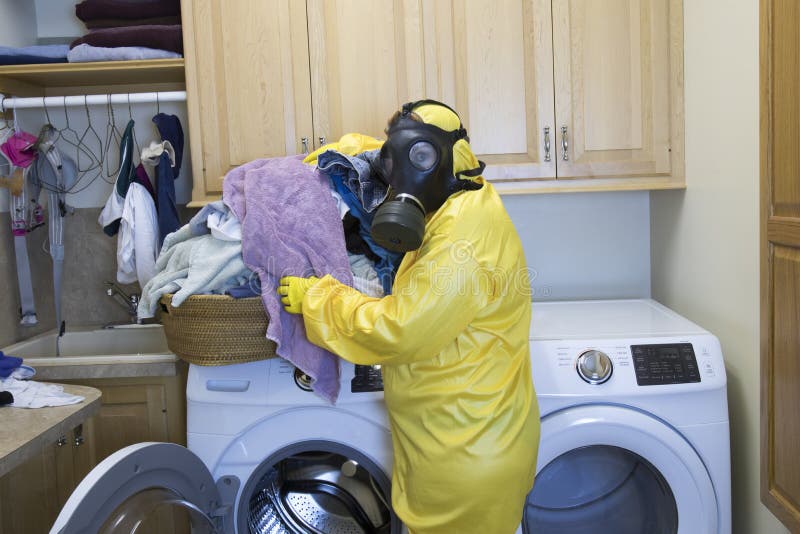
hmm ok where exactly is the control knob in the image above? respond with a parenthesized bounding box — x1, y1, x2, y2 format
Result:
(576, 350, 613, 385)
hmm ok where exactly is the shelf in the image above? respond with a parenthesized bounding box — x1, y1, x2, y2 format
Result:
(0, 59, 185, 96)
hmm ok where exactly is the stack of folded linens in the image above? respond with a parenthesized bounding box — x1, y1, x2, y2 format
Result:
(68, 0, 183, 63)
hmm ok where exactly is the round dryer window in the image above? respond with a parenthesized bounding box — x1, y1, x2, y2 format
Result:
(524, 445, 678, 534)
(241, 441, 400, 534)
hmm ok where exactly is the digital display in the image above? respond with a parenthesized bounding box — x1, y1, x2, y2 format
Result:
(630, 343, 701, 386)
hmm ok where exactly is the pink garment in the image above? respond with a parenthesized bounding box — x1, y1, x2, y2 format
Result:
(223, 155, 353, 403)
(0, 131, 38, 168)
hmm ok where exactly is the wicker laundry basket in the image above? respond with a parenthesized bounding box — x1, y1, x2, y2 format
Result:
(158, 294, 277, 365)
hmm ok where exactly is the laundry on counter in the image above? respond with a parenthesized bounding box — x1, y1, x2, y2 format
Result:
(0, 391, 12, 406)
(224, 155, 353, 403)
(0, 45, 69, 65)
(75, 0, 181, 22)
(117, 182, 159, 287)
(1, 377, 84, 409)
(137, 229, 252, 319)
(68, 43, 181, 63)
(70, 25, 184, 55)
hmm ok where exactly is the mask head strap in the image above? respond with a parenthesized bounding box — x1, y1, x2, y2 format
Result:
(401, 99, 470, 143)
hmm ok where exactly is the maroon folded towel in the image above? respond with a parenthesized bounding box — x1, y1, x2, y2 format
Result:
(85, 16, 181, 29)
(70, 25, 183, 55)
(75, 0, 180, 22)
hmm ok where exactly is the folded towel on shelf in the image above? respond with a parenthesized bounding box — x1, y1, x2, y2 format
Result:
(68, 43, 181, 62)
(75, 0, 181, 22)
(84, 15, 181, 29)
(0, 45, 70, 59)
(224, 155, 353, 404)
(71, 25, 183, 55)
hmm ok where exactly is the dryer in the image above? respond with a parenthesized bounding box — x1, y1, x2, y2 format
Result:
(51, 358, 402, 533)
(522, 299, 731, 534)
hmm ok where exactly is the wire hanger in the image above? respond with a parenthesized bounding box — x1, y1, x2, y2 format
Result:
(103, 94, 123, 179)
(127, 92, 141, 162)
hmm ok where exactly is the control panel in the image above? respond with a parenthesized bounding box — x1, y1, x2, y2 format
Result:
(631, 343, 700, 386)
(351, 365, 384, 393)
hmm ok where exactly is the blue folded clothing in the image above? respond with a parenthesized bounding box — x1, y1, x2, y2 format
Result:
(0, 45, 70, 66)
(0, 352, 23, 379)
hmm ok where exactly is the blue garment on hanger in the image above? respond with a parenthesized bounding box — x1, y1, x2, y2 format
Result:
(156, 151, 180, 245)
(330, 174, 402, 294)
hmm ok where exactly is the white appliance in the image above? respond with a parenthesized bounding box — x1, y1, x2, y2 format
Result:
(51, 358, 401, 533)
(522, 299, 731, 534)
(50, 299, 730, 534)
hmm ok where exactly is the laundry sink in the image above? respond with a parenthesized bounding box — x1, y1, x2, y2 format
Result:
(2, 324, 180, 380)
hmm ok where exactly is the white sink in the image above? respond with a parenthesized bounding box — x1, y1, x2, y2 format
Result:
(2, 325, 178, 379)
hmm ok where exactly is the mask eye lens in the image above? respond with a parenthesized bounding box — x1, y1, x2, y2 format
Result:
(408, 141, 437, 171)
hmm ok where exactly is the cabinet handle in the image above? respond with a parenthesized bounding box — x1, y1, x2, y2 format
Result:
(56, 435, 67, 447)
(319, 136, 326, 147)
(73, 424, 84, 447)
(543, 127, 551, 162)
(561, 126, 569, 161)
(301, 137, 309, 154)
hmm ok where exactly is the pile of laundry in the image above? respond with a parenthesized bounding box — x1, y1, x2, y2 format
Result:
(138, 134, 399, 402)
(0, 353, 84, 409)
(69, 0, 183, 63)
(99, 111, 184, 288)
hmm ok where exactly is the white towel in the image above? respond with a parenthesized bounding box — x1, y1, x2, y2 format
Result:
(1, 377, 84, 409)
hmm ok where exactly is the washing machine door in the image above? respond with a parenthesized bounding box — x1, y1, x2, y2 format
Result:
(523, 405, 718, 534)
(50, 442, 225, 534)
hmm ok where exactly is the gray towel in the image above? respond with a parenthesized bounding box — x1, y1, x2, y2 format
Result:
(224, 155, 353, 403)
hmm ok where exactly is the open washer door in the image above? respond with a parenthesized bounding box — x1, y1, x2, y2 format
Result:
(523, 405, 719, 534)
(50, 442, 227, 534)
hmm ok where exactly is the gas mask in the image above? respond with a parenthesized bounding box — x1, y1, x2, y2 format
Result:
(371, 100, 483, 253)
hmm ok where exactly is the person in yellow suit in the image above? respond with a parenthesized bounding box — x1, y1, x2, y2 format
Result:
(279, 100, 539, 534)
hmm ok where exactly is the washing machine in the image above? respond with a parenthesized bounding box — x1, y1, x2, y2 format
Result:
(51, 357, 402, 533)
(522, 299, 731, 534)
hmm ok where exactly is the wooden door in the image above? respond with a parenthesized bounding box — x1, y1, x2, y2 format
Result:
(760, 0, 800, 530)
(551, 0, 682, 180)
(182, 0, 313, 203)
(417, 0, 556, 182)
(306, 0, 429, 150)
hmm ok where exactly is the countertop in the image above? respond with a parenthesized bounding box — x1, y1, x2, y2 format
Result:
(0, 384, 102, 478)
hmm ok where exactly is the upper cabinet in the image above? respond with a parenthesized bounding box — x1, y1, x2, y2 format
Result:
(182, 0, 684, 204)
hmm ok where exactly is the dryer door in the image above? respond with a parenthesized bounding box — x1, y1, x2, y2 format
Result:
(523, 405, 718, 534)
(51, 442, 224, 534)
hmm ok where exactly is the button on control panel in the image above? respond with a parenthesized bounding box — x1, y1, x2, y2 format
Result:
(631, 343, 701, 386)
(351, 364, 384, 393)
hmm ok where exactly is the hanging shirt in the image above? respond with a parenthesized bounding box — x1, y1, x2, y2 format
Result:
(117, 182, 159, 287)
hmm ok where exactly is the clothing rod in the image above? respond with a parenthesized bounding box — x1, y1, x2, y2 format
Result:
(0, 91, 186, 110)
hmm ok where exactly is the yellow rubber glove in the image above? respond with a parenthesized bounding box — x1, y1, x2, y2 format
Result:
(277, 276, 320, 314)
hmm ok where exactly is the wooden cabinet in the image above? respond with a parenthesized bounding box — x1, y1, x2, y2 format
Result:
(183, 0, 684, 202)
(0, 372, 187, 534)
(760, 0, 800, 530)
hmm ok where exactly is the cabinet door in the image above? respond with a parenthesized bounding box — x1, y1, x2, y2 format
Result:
(552, 0, 682, 180)
(182, 0, 314, 203)
(420, 0, 557, 182)
(306, 0, 430, 149)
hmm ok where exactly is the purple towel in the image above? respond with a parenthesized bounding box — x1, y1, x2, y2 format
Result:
(70, 25, 183, 55)
(223, 155, 353, 403)
(76, 0, 181, 22)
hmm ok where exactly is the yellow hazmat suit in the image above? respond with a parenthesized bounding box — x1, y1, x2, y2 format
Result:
(287, 106, 540, 533)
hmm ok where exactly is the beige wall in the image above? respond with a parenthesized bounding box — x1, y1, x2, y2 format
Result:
(650, 1, 788, 533)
